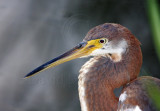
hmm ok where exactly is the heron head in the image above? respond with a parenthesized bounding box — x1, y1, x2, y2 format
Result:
(25, 23, 140, 78)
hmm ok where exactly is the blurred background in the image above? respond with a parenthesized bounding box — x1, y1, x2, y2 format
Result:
(0, 0, 160, 111)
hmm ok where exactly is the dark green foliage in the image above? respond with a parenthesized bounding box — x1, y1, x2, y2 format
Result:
(146, 81, 160, 110)
(147, 0, 160, 60)
(146, 0, 160, 109)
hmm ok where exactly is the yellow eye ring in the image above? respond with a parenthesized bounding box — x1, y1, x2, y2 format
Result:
(99, 38, 108, 44)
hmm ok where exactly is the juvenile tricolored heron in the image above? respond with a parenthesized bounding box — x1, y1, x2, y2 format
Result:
(25, 23, 160, 111)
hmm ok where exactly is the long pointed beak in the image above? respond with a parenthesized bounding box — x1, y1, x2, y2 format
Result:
(25, 40, 100, 78)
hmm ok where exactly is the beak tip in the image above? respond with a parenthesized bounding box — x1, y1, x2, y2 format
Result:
(25, 65, 47, 78)
(24, 74, 30, 79)
(24, 72, 34, 79)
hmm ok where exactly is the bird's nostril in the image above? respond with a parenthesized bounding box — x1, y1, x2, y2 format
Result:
(88, 45, 95, 48)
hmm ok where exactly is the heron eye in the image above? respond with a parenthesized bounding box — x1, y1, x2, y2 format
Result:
(99, 38, 107, 44)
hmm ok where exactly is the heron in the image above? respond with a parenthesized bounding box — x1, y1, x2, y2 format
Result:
(25, 23, 160, 111)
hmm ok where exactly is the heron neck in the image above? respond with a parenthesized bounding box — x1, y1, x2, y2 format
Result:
(78, 78, 118, 111)
(78, 50, 142, 111)
(78, 57, 119, 111)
